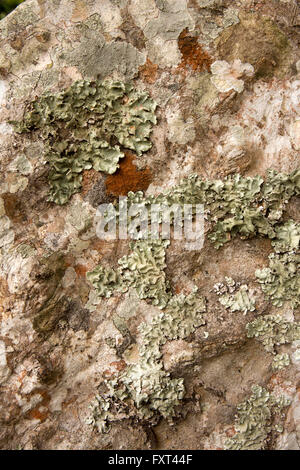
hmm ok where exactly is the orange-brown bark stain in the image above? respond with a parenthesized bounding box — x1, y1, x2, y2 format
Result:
(105, 152, 152, 196)
(26, 389, 51, 423)
(139, 58, 158, 84)
(178, 28, 212, 73)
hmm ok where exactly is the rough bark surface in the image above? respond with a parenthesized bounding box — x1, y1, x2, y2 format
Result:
(0, 0, 299, 450)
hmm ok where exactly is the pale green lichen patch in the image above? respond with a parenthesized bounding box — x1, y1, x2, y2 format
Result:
(65, 200, 93, 232)
(225, 385, 290, 450)
(118, 239, 170, 309)
(87, 289, 206, 431)
(15, 243, 36, 259)
(13, 79, 157, 205)
(139, 289, 206, 366)
(214, 277, 255, 314)
(0, 215, 14, 248)
(85, 169, 299, 432)
(8, 154, 33, 176)
(86, 398, 113, 434)
(0, 200, 14, 249)
(255, 220, 300, 308)
(87, 239, 170, 308)
(86, 265, 124, 299)
(246, 314, 300, 354)
(271, 220, 300, 254)
(272, 353, 290, 371)
(120, 169, 299, 249)
(262, 170, 300, 221)
(256, 253, 300, 308)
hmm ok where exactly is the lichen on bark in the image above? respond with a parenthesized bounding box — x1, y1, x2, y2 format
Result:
(13, 79, 157, 205)
(0, 0, 299, 452)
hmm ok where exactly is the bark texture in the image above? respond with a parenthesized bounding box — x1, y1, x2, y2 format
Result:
(0, 0, 299, 450)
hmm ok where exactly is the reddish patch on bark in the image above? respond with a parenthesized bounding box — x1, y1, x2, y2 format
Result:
(103, 360, 127, 378)
(62, 396, 78, 409)
(105, 152, 152, 196)
(90, 238, 116, 253)
(2, 193, 26, 223)
(178, 28, 212, 73)
(18, 370, 27, 384)
(269, 374, 283, 387)
(174, 283, 183, 294)
(110, 360, 127, 372)
(103, 369, 115, 378)
(28, 408, 49, 422)
(64, 254, 75, 268)
(26, 389, 50, 423)
(225, 426, 237, 437)
(139, 58, 158, 84)
(81, 169, 102, 196)
(75, 264, 89, 277)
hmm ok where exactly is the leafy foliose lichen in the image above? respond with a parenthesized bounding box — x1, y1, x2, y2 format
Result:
(139, 288, 206, 366)
(86, 265, 124, 298)
(13, 80, 157, 205)
(87, 239, 171, 309)
(246, 314, 300, 354)
(118, 169, 299, 249)
(271, 220, 300, 254)
(272, 353, 290, 371)
(225, 385, 290, 450)
(255, 220, 299, 308)
(256, 252, 300, 308)
(118, 239, 171, 309)
(86, 242, 206, 429)
(262, 170, 300, 222)
(87, 289, 206, 431)
(85, 169, 299, 431)
(86, 397, 112, 434)
(214, 277, 256, 314)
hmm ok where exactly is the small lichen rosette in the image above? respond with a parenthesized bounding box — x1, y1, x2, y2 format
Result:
(87, 239, 171, 308)
(272, 353, 290, 371)
(246, 314, 300, 354)
(13, 80, 157, 205)
(225, 385, 290, 450)
(214, 277, 256, 314)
